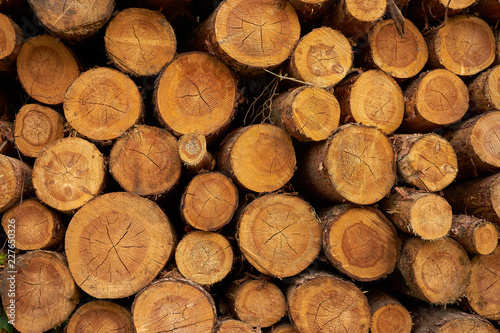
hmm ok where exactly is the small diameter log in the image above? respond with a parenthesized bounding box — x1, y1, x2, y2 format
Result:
(216, 319, 254, 333)
(380, 189, 452, 240)
(471, 0, 500, 23)
(450, 215, 498, 255)
(14, 103, 65, 158)
(427, 15, 495, 76)
(412, 307, 498, 333)
(287, 272, 371, 333)
(365, 18, 428, 79)
(0, 13, 23, 72)
(299, 123, 395, 204)
(16, 35, 80, 105)
(401, 69, 469, 132)
(268, 323, 297, 333)
(27, 0, 115, 40)
(218, 124, 296, 193)
(178, 133, 215, 173)
(237, 193, 322, 278)
(65, 192, 176, 299)
(105, 8, 176, 77)
(0, 154, 32, 213)
(109, 125, 181, 197)
(468, 65, 500, 113)
(392, 134, 458, 191)
(1, 199, 64, 250)
(288, 0, 333, 22)
(368, 291, 412, 333)
(397, 236, 471, 305)
(132, 278, 217, 332)
(271, 86, 341, 141)
(335, 69, 404, 134)
(32, 137, 105, 213)
(64, 67, 143, 142)
(226, 279, 286, 328)
(320, 205, 400, 281)
(181, 172, 238, 231)
(66, 301, 133, 333)
(155, 52, 236, 140)
(193, 0, 300, 73)
(0, 251, 79, 333)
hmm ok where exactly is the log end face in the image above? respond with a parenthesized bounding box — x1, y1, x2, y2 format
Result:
(474, 223, 499, 255)
(485, 65, 500, 110)
(0, 155, 31, 213)
(0, 13, 20, 61)
(345, 0, 387, 22)
(471, 111, 500, 170)
(66, 301, 133, 333)
(370, 303, 412, 333)
(410, 194, 452, 240)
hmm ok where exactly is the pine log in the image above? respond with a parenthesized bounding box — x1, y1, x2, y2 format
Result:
(17, 35, 80, 105)
(411, 307, 498, 333)
(471, 0, 500, 23)
(1, 198, 64, 250)
(268, 323, 297, 333)
(288, 0, 333, 22)
(65, 192, 176, 299)
(0, 251, 80, 333)
(32, 137, 105, 213)
(218, 124, 296, 193)
(334, 69, 404, 134)
(66, 301, 133, 333)
(0, 154, 32, 213)
(427, 15, 495, 76)
(271, 86, 340, 141)
(468, 65, 500, 114)
(64, 67, 143, 142)
(109, 125, 181, 197)
(154, 52, 236, 141)
(216, 319, 255, 333)
(181, 172, 238, 231)
(320, 205, 400, 281)
(132, 278, 217, 332)
(14, 103, 65, 158)
(401, 69, 469, 132)
(287, 272, 371, 333)
(237, 193, 322, 278)
(397, 236, 471, 304)
(299, 123, 396, 204)
(367, 291, 412, 333)
(178, 133, 215, 173)
(450, 214, 498, 255)
(287, 26, 353, 88)
(391, 133, 458, 191)
(104, 8, 176, 77)
(0, 13, 23, 72)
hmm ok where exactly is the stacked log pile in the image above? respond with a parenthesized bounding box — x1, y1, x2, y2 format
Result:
(0, 0, 500, 332)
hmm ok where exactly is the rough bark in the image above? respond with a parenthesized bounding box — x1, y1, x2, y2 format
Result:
(411, 307, 498, 333)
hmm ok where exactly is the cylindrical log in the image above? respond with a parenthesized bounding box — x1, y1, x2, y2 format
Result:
(178, 133, 215, 173)
(109, 125, 181, 197)
(65, 192, 176, 299)
(32, 137, 105, 213)
(391, 133, 458, 191)
(237, 193, 322, 278)
(412, 307, 498, 333)
(64, 67, 143, 142)
(0, 251, 80, 333)
(0, 12, 23, 72)
(471, 0, 500, 23)
(299, 123, 396, 204)
(271, 86, 340, 141)
(288, 0, 333, 22)
(468, 65, 500, 113)
(320, 205, 400, 281)
(181, 172, 238, 231)
(66, 301, 133, 333)
(132, 278, 217, 332)
(0, 154, 32, 213)
(216, 319, 254, 333)
(450, 214, 498, 255)
(16, 35, 80, 105)
(334, 69, 404, 134)
(367, 291, 412, 333)
(268, 322, 297, 333)
(401, 69, 469, 132)
(14, 103, 65, 158)
(218, 124, 296, 193)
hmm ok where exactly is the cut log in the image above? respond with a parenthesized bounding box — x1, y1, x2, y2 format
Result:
(14, 103, 65, 158)
(471, 0, 500, 24)
(181, 172, 238, 231)
(468, 65, 500, 114)
(0, 251, 80, 333)
(412, 307, 498, 333)
(218, 124, 296, 193)
(109, 125, 181, 197)
(216, 319, 254, 333)
(16, 35, 80, 105)
(391, 133, 458, 191)
(397, 236, 471, 304)
(367, 291, 412, 333)
(66, 301, 133, 333)
(1, 198, 64, 250)
(299, 123, 396, 204)
(287, 272, 371, 333)
(287, 26, 353, 88)
(132, 278, 217, 332)
(379, 188, 452, 240)
(268, 322, 297, 333)
(237, 193, 322, 278)
(226, 279, 286, 328)
(0, 12, 23, 72)
(427, 15, 495, 76)
(65, 192, 176, 299)
(154, 52, 236, 141)
(450, 215, 498, 255)
(401, 69, 469, 132)
(178, 133, 215, 173)
(270, 86, 341, 141)
(104, 8, 177, 77)
(320, 205, 400, 281)
(0, 154, 32, 213)
(288, 0, 333, 22)
(64, 67, 143, 142)
(32, 137, 105, 213)
(334, 69, 404, 134)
